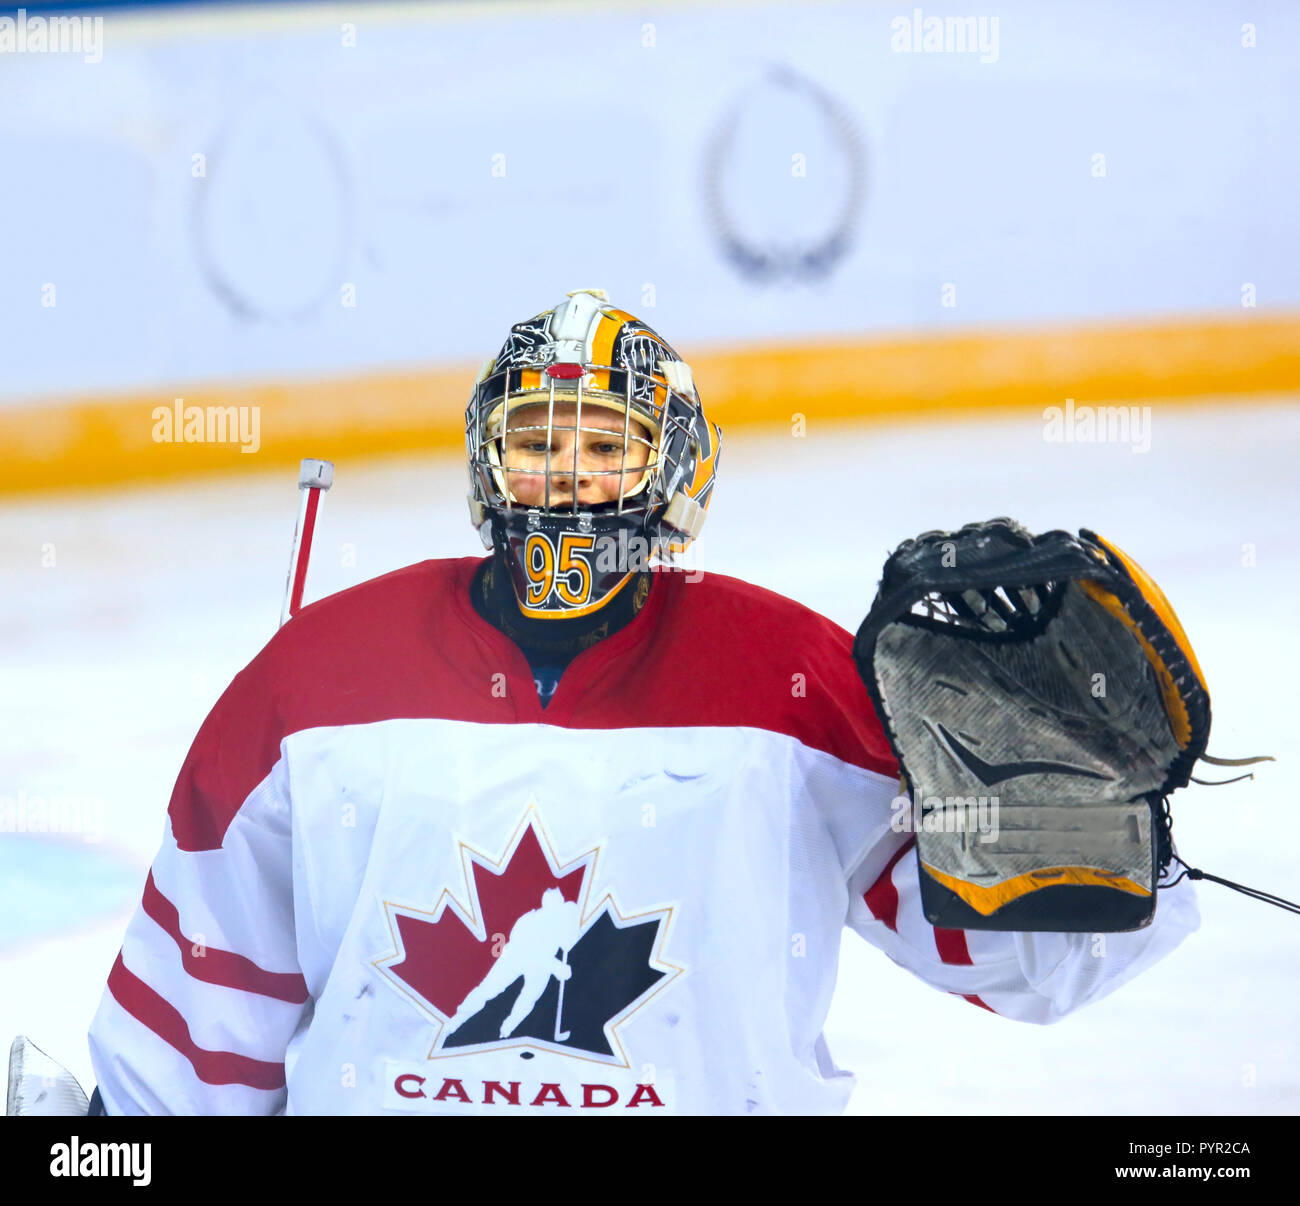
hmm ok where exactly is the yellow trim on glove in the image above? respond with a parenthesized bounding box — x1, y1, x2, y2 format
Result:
(922, 860, 1151, 916)
(1090, 533, 1208, 687)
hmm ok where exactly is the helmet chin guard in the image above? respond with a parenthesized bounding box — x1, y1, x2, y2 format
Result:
(487, 506, 650, 620)
(465, 289, 720, 621)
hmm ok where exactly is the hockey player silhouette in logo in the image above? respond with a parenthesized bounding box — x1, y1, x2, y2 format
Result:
(447, 888, 582, 1040)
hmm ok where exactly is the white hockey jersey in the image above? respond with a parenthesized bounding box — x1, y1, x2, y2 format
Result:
(87, 557, 1198, 1115)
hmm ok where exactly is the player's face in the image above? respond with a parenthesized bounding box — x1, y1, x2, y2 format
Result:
(501, 401, 652, 507)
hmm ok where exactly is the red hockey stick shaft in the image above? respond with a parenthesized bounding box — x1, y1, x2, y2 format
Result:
(281, 459, 334, 627)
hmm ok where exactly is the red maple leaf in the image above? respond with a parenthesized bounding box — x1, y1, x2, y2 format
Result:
(387, 824, 585, 1017)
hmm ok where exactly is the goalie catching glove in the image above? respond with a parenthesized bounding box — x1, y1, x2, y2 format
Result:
(853, 518, 1286, 934)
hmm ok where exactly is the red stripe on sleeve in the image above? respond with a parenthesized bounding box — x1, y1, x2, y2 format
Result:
(933, 927, 974, 965)
(937, 931, 996, 1012)
(863, 837, 916, 933)
(142, 872, 309, 1005)
(107, 953, 287, 1090)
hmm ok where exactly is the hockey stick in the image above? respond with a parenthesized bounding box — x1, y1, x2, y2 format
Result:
(554, 948, 571, 1043)
(281, 459, 334, 627)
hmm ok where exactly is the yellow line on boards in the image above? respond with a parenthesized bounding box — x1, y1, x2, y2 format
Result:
(3, 315, 1298, 496)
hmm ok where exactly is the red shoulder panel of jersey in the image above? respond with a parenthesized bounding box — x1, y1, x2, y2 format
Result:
(559, 568, 898, 778)
(168, 559, 897, 850)
(168, 558, 502, 850)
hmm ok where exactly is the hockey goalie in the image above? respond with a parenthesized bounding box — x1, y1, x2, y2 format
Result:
(65, 288, 1212, 1115)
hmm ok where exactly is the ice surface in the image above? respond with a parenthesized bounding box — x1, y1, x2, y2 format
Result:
(3, 398, 1297, 1114)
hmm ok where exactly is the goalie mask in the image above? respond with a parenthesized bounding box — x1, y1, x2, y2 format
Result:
(466, 288, 721, 620)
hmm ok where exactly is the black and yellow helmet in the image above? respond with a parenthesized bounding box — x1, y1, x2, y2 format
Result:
(466, 289, 721, 620)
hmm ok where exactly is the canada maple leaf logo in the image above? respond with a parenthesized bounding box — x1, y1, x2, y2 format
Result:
(375, 806, 681, 1065)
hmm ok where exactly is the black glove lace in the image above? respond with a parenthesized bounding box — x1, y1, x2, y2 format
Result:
(1157, 792, 1300, 916)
